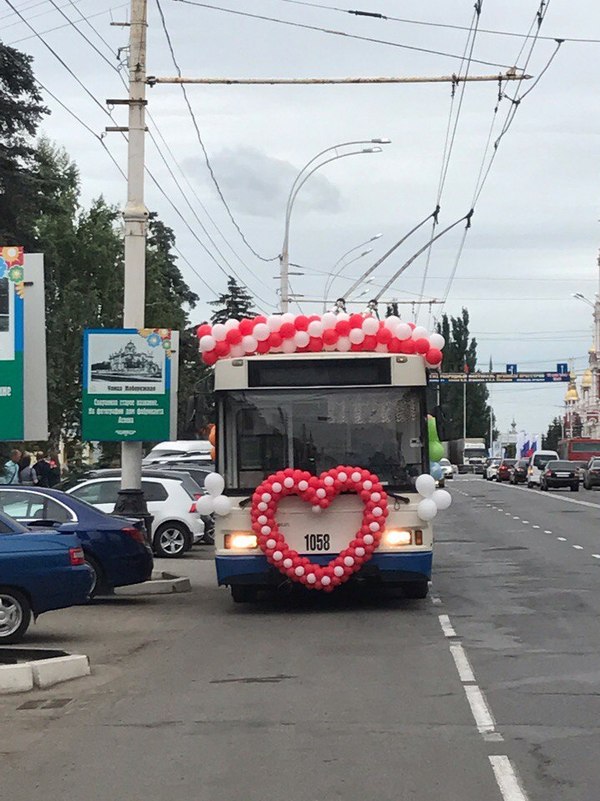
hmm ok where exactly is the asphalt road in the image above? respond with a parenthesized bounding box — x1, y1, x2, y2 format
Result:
(1, 478, 599, 800)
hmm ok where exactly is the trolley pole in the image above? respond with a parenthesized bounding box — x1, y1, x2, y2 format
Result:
(115, 0, 149, 518)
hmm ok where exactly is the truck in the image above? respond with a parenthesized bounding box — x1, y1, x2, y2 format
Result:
(444, 438, 488, 474)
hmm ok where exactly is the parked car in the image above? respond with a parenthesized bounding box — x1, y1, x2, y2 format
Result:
(497, 459, 517, 482)
(485, 459, 501, 481)
(540, 460, 579, 492)
(65, 470, 206, 558)
(439, 458, 454, 480)
(142, 440, 213, 466)
(583, 457, 600, 489)
(0, 487, 153, 596)
(527, 450, 559, 488)
(0, 510, 92, 643)
(509, 459, 528, 484)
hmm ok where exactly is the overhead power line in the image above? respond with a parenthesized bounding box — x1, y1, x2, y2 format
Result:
(8, 5, 129, 45)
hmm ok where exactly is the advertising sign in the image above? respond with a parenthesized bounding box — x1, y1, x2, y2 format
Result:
(430, 371, 571, 384)
(82, 329, 179, 442)
(0, 247, 48, 442)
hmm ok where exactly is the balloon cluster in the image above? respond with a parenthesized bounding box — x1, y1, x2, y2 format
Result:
(194, 473, 232, 517)
(251, 466, 388, 592)
(415, 474, 452, 522)
(197, 313, 445, 366)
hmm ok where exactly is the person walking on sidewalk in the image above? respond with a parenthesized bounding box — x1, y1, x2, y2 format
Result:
(0, 449, 22, 484)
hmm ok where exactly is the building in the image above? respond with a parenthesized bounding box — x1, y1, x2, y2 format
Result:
(107, 341, 161, 378)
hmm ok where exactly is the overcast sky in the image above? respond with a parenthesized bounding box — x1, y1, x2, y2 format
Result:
(4, 0, 600, 435)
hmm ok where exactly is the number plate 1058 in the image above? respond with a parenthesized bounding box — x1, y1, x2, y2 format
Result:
(304, 534, 331, 552)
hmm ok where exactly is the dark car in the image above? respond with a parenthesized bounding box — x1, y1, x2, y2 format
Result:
(540, 460, 579, 492)
(509, 459, 528, 484)
(497, 459, 516, 482)
(0, 487, 153, 597)
(0, 510, 92, 643)
(583, 458, 600, 490)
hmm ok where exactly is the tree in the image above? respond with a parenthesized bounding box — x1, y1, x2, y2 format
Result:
(433, 308, 494, 443)
(543, 416, 563, 451)
(0, 43, 48, 249)
(209, 276, 256, 323)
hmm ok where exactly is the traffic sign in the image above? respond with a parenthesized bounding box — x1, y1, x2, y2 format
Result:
(557, 362, 568, 375)
(506, 364, 517, 375)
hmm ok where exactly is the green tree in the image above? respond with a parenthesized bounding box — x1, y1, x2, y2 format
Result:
(434, 308, 493, 443)
(543, 416, 563, 450)
(209, 276, 256, 323)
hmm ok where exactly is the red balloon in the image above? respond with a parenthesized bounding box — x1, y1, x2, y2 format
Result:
(426, 347, 443, 365)
(197, 323, 212, 338)
(414, 337, 430, 354)
(203, 350, 217, 365)
(254, 315, 268, 324)
(226, 328, 242, 345)
(362, 335, 377, 350)
(295, 315, 309, 331)
(308, 314, 321, 322)
(377, 327, 392, 344)
(257, 339, 270, 354)
(350, 343, 363, 352)
(215, 340, 231, 357)
(280, 322, 296, 339)
(349, 313, 364, 329)
(335, 319, 351, 336)
(239, 318, 254, 336)
(388, 337, 402, 353)
(308, 337, 323, 352)
(400, 339, 417, 354)
(408, 321, 416, 330)
(269, 332, 283, 348)
(323, 329, 339, 346)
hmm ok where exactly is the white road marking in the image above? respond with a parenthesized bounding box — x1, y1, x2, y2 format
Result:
(449, 642, 476, 683)
(573, 545, 583, 550)
(512, 516, 520, 520)
(593, 554, 600, 559)
(494, 481, 600, 512)
(505, 512, 511, 516)
(522, 520, 529, 524)
(544, 530, 552, 534)
(532, 525, 540, 529)
(464, 684, 498, 737)
(438, 614, 457, 638)
(557, 537, 567, 542)
(431, 595, 442, 605)
(489, 755, 529, 801)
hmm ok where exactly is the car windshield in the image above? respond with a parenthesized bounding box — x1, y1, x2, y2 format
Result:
(223, 386, 426, 491)
(533, 454, 557, 469)
(501, 459, 516, 466)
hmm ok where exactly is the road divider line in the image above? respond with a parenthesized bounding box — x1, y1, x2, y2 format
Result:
(532, 525, 540, 529)
(489, 755, 529, 801)
(464, 685, 499, 738)
(522, 520, 529, 524)
(438, 614, 457, 638)
(494, 481, 600, 511)
(573, 545, 583, 550)
(557, 537, 567, 542)
(593, 554, 600, 559)
(544, 530, 552, 534)
(449, 643, 475, 683)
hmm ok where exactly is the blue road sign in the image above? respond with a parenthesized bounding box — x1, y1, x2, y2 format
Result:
(506, 364, 517, 375)
(557, 363, 568, 375)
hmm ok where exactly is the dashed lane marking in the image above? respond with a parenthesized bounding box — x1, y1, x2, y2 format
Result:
(544, 530, 552, 534)
(522, 520, 529, 524)
(438, 614, 457, 638)
(449, 642, 475, 683)
(489, 755, 529, 801)
(593, 554, 600, 559)
(573, 545, 584, 550)
(557, 537, 567, 542)
(464, 684, 501, 740)
(532, 525, 540, 529)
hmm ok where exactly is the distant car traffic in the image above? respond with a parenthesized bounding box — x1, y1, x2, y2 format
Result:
(485, 459, 501, 481)
(540, 460, 579, 492)
(0, 487, 153, 597)
(527, 450, 559, 488)
(583, 457, 600, 490)
(65, 470, 206, 558)
(439, 458, 454, 480)
(497, 459, 517, 482)
(509, 459, 528, 484)
(0, 510, 92, 643)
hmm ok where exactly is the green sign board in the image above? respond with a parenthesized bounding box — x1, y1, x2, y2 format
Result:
(82, 329, 178, 442)
(1, 247, 25, 441)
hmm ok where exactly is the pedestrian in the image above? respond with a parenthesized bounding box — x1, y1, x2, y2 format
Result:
(18, 453, 38, 486)
(0, 449, 22, 485)
(48, 451, 61, 488)
(34, 452, 52, 488)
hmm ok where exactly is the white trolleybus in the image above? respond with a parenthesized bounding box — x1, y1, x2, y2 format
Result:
(213, 350, 436, 602)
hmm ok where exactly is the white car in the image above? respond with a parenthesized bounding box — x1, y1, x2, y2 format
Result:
(526, 450, 559, 488)
(485, 459, 501, 481)
(439, 458, 454, 480)
(143, 440, 213, 466)
(66, 472, 205, 558)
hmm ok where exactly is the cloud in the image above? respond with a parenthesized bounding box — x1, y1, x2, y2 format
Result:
(184, 147, 341, 219)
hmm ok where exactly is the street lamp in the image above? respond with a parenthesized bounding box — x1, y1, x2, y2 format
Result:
(279, 140, 390, 312)
(321, 234, 382, 311)
(573, 292, 595, 308)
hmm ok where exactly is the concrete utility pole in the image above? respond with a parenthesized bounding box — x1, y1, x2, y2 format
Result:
(116, 0, 149, 517)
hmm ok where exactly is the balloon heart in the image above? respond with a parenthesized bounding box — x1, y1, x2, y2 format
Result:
(251, 466, 388, 591)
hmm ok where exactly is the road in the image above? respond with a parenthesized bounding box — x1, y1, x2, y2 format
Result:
(1, 478, 600, 800)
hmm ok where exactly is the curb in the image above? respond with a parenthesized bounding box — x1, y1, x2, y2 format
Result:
(0, 654, 90, 695)
(115, 571, 191, 596)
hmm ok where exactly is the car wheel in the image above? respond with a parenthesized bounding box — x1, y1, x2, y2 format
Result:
(403, 581, 429, 600)
(154, 523, 190, 558)
(571, 484, 579, 492)
(527, 481, 533, 488)
(84, 554, 107, 599)
(0, 587, 32, 644)
(231, 585, 258, 603)
(540, 482, 547, 491)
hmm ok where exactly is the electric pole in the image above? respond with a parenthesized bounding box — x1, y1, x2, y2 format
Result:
(115, 0, 149, 518)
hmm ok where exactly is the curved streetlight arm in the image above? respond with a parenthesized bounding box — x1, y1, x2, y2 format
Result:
(323, 250, 372, 312)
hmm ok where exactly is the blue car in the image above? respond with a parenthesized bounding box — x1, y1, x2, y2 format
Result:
(0, 487, 153, 597)
(0, 511, 93, 643)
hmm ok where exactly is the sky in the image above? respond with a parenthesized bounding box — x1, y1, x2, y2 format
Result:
(3, 0, 600, 435)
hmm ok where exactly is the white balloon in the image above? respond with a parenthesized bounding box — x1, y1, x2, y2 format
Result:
(306, 573, 317, 585)
(212, 323, 227, 341)
(242, 335, 258, 353)
(321, 575, 331, 586)
(213, 495, 232, 516)
(294, 331, 310, 348)
(194, 494, 215, 515)
(254, 323, 270, 341)
(415, 473, 436, 498)
(281, 312, 296, 324)
(432, 489, 452, 510)
(395, 323, 412, 341)
(349, 328, 365, 345)
(322, 312, 337, 329)
(267, 315, 282, 332)
(429, 332, 446, 350)
(334, 566, 345, 577)
(336, 336, 351, 352)
(412, 325, 429, 341)
(281, 339, 297, 353)
(336, 311, 350, 321)
(204, 472, 225, 497)
(307, 320, 324, 338)
(362, 316, 379, 335)
(199, 335, 216, 352)
(224, 318, 239, 331)
(417, 498, 438, 522)
(384, 315, 400, 330)
(230, 344, 245, 357)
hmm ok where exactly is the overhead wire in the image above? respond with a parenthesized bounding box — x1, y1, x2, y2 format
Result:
(155, 0, 279, 264)
(173, 0, 517, 70)
(8, 5, 129, 45)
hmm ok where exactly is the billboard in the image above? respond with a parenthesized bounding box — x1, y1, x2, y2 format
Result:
(82, 329, 179, 442)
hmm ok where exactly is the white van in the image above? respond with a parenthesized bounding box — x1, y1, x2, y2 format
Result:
(527, 450, 559, 488)
(143, 440, 213, 465)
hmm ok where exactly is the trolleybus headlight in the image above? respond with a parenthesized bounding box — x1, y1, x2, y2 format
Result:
(384, 529, 413, 547)
(225, 532, 258, 550)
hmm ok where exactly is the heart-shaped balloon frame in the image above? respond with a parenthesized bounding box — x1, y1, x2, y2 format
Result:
(251, 466, 388, 591)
